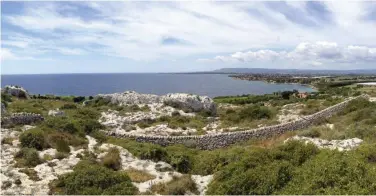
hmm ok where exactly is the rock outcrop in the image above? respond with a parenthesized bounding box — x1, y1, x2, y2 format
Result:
(1, 113, 44, 127)
(48, 109, 65, 117)
(1, 103, 6, 115)
(97, 91, 216, 114)
(2, 85, 30, 99)
(286, 136, 363, 151)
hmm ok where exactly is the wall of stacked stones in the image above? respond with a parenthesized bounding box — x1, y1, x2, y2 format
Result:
(1, 112, 44, 127)
(110, 95, 369, 150)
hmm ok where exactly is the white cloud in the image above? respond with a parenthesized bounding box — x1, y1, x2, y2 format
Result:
(199, 42, 376, 65)
(1, 48, 18, 61)
(2, 1, 376, 65)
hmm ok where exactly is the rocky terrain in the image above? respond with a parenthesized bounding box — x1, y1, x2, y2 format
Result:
(1, 86, 374, 195)
(97, 91, 217, 115)
(286, 136, 363, 151)
(0, 127, 212, 195)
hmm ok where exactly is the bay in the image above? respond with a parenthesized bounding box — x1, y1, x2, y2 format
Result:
(1, 73, 315, 97)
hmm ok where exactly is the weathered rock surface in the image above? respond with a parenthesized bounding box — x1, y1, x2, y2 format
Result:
(97, 91, 216, 114)
(286, 136, 363, 151)
(1, 102, 6, 115)
(2, 85, 30, 99)
(278, 103, 304, 123)
(48, 109, 65, 117)
(1, 113, 44, 127)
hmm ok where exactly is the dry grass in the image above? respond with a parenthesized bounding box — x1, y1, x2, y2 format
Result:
(150, 175, 198, 195)
(251, 131, 298, 148)
(19, 168, 41, 181)
(124, 168, 156, 183)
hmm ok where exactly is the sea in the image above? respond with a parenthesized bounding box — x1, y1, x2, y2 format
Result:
(1, 73, 315, 98)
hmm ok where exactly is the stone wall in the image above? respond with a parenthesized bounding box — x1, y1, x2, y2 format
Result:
(106, 95, 369, 150)
(1, 113, 44, 127)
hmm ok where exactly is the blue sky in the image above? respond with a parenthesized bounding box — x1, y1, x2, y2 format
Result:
(1, 1, 376, 74)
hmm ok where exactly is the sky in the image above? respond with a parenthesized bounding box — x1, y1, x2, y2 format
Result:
(1, 1, 376, 74)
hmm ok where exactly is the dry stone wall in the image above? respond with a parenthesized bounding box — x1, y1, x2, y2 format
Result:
(1, 113, 44, 127)
(107, 95, 369, 150)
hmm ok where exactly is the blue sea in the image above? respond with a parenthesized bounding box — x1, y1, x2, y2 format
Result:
(1, 73, 315, 98)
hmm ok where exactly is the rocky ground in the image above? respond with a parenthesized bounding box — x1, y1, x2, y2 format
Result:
(0, 127, 212, 195)
(286, 136, 363, 151)
(277, 103, 304, 123)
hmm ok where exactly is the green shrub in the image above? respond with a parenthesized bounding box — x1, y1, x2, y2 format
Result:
(77, 119, 103, 134)
(56, 139, 70, 153)
(299, 128, 321, 138)
(20, 128, 46, 150)
(55, 152, 69, 160)
(279, 150, 376, 195)
(170, 155, 191, 173)
(140, 147, 169, 162)
(206, 141, 318, 195)
(61, 103, 77, 109)
(90, 130, 108, 144)
(51, 161, 137, 195)
(151, 175, 198, 195)
(15, 148, 43, 167)
(44, 117, 78, 134)
(102, 148, 121, 171)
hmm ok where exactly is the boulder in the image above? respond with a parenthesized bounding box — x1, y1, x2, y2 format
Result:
(97, 91, 160, 105)
(161, 93, 216, 115)
(96, 91, 217, 114)
(48, 109, 65, 117)
(2, 85, 30, 99)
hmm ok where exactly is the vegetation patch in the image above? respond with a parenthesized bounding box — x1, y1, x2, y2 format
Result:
(15, 148, 43, 168)
(49, 160, 137, 195)
(19, 168, 41, 181)
(101, 147, 122, 171)
(151, 175, 198, 195)
(124, 168, 156, 182)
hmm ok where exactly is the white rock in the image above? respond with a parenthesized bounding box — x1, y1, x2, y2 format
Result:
(48, 109, 65, 117)
(191, 175, 213, 195)
(286, 136, 363, 151)
(97, 91, 216, 114)
(3, 85, 30, 99)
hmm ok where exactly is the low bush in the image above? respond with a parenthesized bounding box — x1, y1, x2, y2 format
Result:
(50, 161, 137, 195)
(61, 103, 77, 109)
(73, 96, 85, 103)
(299, 128, 321, 138)
(44, 117, 78, 134)
(15, 148, 43, 167)
(56, 139, 70, 153)
(151, 175, 198, 195)
(125, 169, 156, 182)
(102, 147, 121, 171)
(20, 128, 46, 150)
(55, 152, 69, 160)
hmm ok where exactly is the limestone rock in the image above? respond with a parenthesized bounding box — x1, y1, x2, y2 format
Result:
(97, 91, 160, 105)
(96, 91, 216, 114)
(3, 85, 30, 99)
(1, 102, 6, 115)
(48, 109, 65, 117)
(161, 93, 216, 115)
(286, 136, 363, 151)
